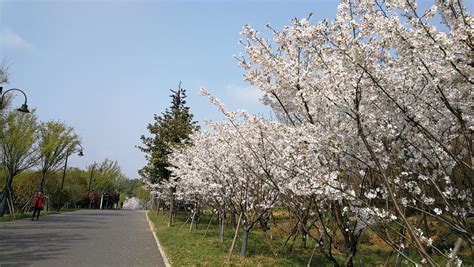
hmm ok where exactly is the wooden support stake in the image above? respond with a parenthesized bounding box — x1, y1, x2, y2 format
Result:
(307, 241, 319, 267)
(226, 212, 242, 263)
(179, 215, 191, 229)
(203, 213, 214, 239)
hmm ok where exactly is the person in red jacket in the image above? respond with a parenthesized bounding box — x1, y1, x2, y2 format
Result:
(31, 192, 45, 221)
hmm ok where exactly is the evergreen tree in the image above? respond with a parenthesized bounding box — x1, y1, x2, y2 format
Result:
(137, 82, 198, 225)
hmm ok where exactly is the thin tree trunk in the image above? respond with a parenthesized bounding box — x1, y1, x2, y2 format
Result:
(226, 212, 242, 263)
(39, 171, 47, 193)
(7, 193, 15, 217)
(344, 240, 357, 267)
(194, 205, 200, 230)
(0, 173, 13, 217)
(230, 210, 236, 227)
(57, 154, 69, 211)
(219, 213, 225, 243)
(156, 198, 161, 216)
(0, 190, 8, 217)
(301, 219, 308, 249)
(168, 187, 175, 227)
(189, 212, 195, 232)
(240, 228, 250, 257)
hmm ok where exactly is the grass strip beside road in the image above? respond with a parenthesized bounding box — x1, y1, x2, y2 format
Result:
(147, 210, 473, 266)
(147, 210, 338, 266)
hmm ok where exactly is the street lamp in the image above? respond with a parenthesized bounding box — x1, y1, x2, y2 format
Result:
(0, 87, 30, 113)
(88, 163, 102, 209)
(57, 143, 84, 211)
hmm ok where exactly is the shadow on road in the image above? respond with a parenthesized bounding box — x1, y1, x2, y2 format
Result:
(0, 211, 113, 264)
(0, 232, 86, 264)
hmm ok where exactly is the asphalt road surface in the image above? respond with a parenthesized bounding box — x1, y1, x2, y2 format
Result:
(0, 210, 166, 267)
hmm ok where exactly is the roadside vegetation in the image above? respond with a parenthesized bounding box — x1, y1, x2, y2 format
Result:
(141, 1, 473, 266)
(148, 210, 472, 266)
(0, 160, 126, 216)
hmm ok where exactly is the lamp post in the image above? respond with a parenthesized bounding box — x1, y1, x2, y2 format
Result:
(88, 164, 95, 209)
(0, 87, 30, 113)
(88, 163, 102, 209)
(57, 143, 84, 211)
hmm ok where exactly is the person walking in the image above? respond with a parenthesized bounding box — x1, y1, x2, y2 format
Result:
(31, 192, 45, 221)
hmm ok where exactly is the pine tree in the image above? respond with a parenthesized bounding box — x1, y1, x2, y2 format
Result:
(137, 82, 198, 226)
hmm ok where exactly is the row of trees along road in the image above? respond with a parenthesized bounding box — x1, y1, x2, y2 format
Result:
(139, 1, 472, 266)
(0, 68, 127, 216)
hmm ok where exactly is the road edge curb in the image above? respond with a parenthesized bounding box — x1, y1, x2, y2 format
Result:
(146, 211, 171, 267)
(0, 210, 77, 224)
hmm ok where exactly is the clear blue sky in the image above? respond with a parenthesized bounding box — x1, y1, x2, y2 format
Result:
(2, 0, 429, 178)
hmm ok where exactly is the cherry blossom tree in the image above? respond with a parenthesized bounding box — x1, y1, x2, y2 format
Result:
(235, 0, 472, 264)
(158, 0, 472, 265)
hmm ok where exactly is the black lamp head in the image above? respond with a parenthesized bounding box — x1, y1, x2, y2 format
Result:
(17, 103, 30, 113)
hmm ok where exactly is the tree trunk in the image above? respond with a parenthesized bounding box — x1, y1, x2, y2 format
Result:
(156, 198, 161, 216)
(0, 191, 8, 217)
(168, 187, 175, 227)
(301, 220, 308, 249)
(219, 214, 225, 243)
(0, 173, 13, 217)
(230, 210, 236, 227)
(57, 155, 68, 211)
(195, 206, 201, 230)
(39, 171, 47, 193)
(344, 241, 357, 267)
(240, 228, 250, 257)
(189, 211, 195, 232)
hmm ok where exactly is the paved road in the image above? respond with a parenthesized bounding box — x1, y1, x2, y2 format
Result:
(0, 210, 166, 267)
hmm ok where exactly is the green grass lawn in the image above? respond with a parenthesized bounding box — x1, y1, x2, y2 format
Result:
(148, 211, 330, 266)
(148, 211, 473, 266)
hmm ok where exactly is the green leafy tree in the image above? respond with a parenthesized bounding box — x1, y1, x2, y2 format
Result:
(137, 83, 198, 226)
(89, 159, 125, 209)
(64, 168, 89, 209)
(94, 159, 125, 193)
(0, 110, 39, 216)
(12, 171, 38, 211)
(37, 121, 80, 193)
(122, 178, 142, 197)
